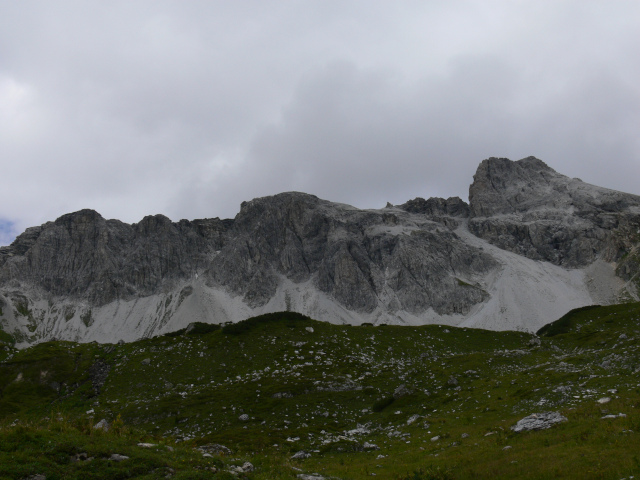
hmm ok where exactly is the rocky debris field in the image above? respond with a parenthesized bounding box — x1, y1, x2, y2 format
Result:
(2, 305, 640, 479)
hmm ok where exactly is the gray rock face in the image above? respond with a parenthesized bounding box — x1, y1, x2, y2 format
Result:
(209, 192, 495, 312)
(0, 156, 638, 345)
(0, 194, 494, 318)
(93, 419, 110, 431)
(291, 450, 312, 459)
(511, 411, 567, 432)
(469, 157, 640, 267)
(399, 196, 469, 219)
(0, 210, 232, 305)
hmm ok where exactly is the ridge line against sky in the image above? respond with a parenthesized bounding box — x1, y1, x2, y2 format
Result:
(1, 0, 639, 246)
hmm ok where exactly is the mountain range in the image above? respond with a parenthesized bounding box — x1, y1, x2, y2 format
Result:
(1, 156, 639, 346)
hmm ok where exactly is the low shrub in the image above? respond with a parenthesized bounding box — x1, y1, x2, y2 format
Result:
(185, 322, 221, 336)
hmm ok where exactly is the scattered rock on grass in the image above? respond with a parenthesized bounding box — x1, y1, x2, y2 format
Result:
(406, 414, 420, 425)
(109, 453, 129, 462)
(198, 444, 233, 455)
(601, 413, 626, 419)
(230, 462, 254, 474)
(393, 384, 412, 399)
(292, 450, 312, 459)
(511, 412, 567, 432)
(93, 419, 110, 431)
(70, 452, 93, 462)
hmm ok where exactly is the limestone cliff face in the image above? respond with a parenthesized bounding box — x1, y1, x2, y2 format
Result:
(0, 192, 495, 324)
(0, 156, 638, 346)
(468, 157, 640, 268)
(207, 192, 494, 314)
(0, 209, 232, 304)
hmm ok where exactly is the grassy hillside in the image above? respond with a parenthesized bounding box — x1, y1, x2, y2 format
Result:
(2, 306, 640, 479)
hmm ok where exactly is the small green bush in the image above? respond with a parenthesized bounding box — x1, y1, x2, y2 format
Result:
(0, 329, 14, 345)
(163, 328, 187, 337)
(185, 322, 221, 336)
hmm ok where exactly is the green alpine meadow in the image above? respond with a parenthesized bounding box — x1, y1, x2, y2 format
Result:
(2, 304, 640, 479)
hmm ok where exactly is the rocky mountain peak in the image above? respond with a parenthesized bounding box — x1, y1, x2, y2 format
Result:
(134, 214, 176, 235)
(469, 156, 640, 218)
(468, 156, 640, 268)
(468, 156, 563, 217)
(55, 208, 105, 226)
(239, 191, 320, 212)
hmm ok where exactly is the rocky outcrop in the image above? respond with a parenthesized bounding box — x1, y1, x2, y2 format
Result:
(208, 192, 494, 313)
(0, 210, 232, 305)
(399, 196, 469, 218)
(468, 157, 640, 267)
(1, 192, 495, 316)
(511, 411, 567, 432)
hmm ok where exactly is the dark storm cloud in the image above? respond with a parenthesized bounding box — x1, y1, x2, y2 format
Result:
(0, 1, 638, 242)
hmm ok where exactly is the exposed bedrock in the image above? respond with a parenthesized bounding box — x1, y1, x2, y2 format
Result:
(468, 156, 640, 268)
(0, 209, 232, 305)
(207, 192, 495, 314)
(1, 156, 639, 345)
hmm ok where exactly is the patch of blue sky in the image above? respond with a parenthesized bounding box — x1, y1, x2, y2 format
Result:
(0, 219, 17, 247)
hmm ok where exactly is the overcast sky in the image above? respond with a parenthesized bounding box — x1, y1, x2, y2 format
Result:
(1, 1, 639, 245)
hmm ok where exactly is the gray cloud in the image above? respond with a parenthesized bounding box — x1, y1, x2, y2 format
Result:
(0, 1, 638, 243)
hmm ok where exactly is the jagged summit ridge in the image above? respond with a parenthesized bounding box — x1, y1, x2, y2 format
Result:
(1, 156, 639, 346)
(468, 156, 640, 267)
(0, 209, 232, 304)
(469, 156, 640, 217)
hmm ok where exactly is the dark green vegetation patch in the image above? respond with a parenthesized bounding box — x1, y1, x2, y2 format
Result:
(221, 311, 313, 335)
(0, 328, 14, 346)
(537, 304, 602, 337)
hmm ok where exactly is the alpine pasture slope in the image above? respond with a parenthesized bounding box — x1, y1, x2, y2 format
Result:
(2, 306, 640, 479)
